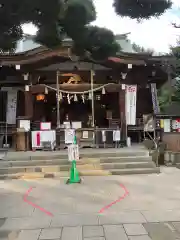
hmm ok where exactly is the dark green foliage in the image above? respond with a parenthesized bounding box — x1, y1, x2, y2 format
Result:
(132, 43, 154, 54)
(158, 86, 172, 112)
(113, 0, 172, 20)
(0, 0, 118, 60)
(0, 0, 174, 58)
(158, 41, 180, 111)
(171, 40, 180, 78)
(72, 26, 120, 60)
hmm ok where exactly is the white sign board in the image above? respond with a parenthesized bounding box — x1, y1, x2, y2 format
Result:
(63, 121, 71, 129)
(68, 144, 79, 161)
(72, 121, 82, 129)
(102, 130, 106, 142)
(125, 85, 137, 125)
(40, 122, 51, 130)
(82, 131, 88, 139)
(31, 130, 56, 149)
(19, 120, 30, 132)
(164, 119, 171, 133)
(113, 130, 121, 141)
(65, 129, 75, 144)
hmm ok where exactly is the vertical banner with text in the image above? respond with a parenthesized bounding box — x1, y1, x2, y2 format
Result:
(150, 83, 160, 114)
(125, 85, 137, 125)
(6, 90, 17, 124)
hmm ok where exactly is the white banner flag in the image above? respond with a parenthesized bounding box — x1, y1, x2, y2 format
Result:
(125, 85, 137, 125)
(6, 90, 17, 124)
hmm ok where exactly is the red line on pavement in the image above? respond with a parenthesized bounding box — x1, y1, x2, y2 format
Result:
(98, 183, 129, 213)
(23, 187, 53, 217)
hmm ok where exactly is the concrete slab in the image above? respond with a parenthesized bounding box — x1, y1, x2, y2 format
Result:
(144, 223, 177, 240)
(172, 222, 180, 232)
(39, 228, 62, 239)
(83, 226, 104, 238)
(0, 217, 51, 231)
(128, 236, 152, 240)
(84, 238, 105, 240)
(99, 212, 146, 225)
(17, 229, 41, 240)
(103, 225, 128, 240)
(51, 214, 99, 227)
(142, 210, 180, 222)
(123, 224, 147, 236)
(61, 226, 82, 240)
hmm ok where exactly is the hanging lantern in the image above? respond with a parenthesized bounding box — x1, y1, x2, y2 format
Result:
(36, 94, 45, 101)
(45, 87, 48, 94)
(74, 94, 78, 102)
(23, 73, 29, 81)
(67, 94, 71, 104)
(102, 87, 106, 95)
(88, 92, 92, 100)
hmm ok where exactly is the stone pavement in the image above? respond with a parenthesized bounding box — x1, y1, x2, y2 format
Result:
(1, 167, 180, 239)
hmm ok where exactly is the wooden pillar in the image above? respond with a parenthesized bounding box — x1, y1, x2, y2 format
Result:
(24, 91, 33, 119)
(119, 84, 127, 144)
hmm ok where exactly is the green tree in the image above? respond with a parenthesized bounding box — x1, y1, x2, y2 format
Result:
(158, 40, 180, 112)
(158, 86, 172, 112)
(132, 43, 154, 55)
(0, 0, 119, 59)
(0, 0, 174, 58)
(113, 0, 172, 20)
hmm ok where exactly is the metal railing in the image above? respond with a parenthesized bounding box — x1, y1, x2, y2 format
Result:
(145, 131, 159, 167)
(0, 122, 16, 148)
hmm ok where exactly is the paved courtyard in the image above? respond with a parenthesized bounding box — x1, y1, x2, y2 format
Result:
(1, 167, 180, 239)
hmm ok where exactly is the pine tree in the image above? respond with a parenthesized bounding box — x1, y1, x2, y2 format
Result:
(113, 0, 172, 20)
(0, 0, 119, 59)
(0, 0, 174, 58)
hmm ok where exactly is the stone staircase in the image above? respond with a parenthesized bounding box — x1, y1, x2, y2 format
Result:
(0, 147, 160, 179)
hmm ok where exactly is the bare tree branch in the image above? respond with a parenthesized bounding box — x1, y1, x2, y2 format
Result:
(172, 23, 180, 28)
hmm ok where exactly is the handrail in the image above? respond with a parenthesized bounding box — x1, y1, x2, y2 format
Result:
(145, 131, 159, 167)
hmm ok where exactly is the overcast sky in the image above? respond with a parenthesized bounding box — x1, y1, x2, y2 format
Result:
(23, 0, 180, 53)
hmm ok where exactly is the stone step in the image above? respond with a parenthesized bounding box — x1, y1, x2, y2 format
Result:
(4, 149, 149, 161)
(110, 168, 160, 175)
(0, 167, 160, 180)
(0, 156, 153, 167)
(0, 161, 156, 175)
(175, 163, 180, 169)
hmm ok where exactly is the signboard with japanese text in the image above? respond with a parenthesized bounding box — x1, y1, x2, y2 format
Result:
(125, 85, 137, 125)
(68, 144, 79, 161)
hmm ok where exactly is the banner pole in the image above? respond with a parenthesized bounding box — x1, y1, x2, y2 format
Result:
(56, 70, 61, 129)
(66, 135, 81, 184)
